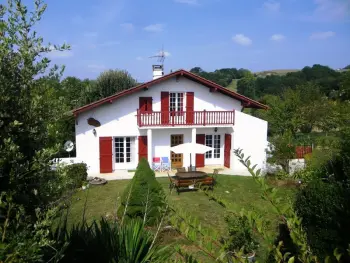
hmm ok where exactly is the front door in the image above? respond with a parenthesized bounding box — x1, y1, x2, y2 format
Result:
(170, 134, 183, 168)
(224, 134, 231, 168)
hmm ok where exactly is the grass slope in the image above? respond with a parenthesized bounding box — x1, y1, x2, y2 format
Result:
(66, 175, 296, 261)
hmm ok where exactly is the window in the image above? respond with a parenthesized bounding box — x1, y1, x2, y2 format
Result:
(205, 134, 221, 159)
(205, 135, 213, 158)
(169, 93, 184, 112)
(114, 137, 134, 163)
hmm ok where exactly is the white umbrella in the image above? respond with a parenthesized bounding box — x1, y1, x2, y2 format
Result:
(170, 143, 213, 168)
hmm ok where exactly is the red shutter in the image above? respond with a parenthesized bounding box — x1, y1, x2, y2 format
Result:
(224, 134, 231, 168)
(196, 134, 205, 168)
(186, 92, 194, 124)
(138, 136, 148, 161)
(139, 97, 152, 112)
(161, 92, 169, 125)
(99, 137, 113, 173)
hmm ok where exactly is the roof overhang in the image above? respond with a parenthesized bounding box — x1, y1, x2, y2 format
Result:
(73, 69, 268, 116)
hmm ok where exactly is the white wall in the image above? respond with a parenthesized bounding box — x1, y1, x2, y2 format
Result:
(231, 111, 268, 176)
(75, 76, 244, 173)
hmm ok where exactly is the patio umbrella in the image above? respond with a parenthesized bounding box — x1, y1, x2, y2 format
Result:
(170, 142, 213, 169)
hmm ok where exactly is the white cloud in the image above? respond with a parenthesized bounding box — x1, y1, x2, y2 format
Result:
(48, 50, 74, 59)
(232, 34, 252, 46)
(312, 0, 350, 22)
(84, 32, 98, 37)
(263, 0, 280, 12)
(271, 34, 286, 41)
(174, 0, 198, 5)
(310, 31, 336, 40)
(120, 23, 134, 31)
(156, 50, 171, 57)
(136, 56, 143, 61)
(87, 64, 107, 73)
(144, 24, 165, 32)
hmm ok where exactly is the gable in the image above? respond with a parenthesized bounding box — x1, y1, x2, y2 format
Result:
(73, 69, 268, 116)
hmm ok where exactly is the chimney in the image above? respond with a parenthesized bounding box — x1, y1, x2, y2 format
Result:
(152, 65, 164, 80)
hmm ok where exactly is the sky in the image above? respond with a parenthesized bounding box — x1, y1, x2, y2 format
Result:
(24, 0, 350, 82)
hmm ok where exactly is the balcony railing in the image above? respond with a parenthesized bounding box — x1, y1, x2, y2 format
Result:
(136, 110, 235, 127)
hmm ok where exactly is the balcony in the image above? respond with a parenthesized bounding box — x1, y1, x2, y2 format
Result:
(136, 110, 235, 127)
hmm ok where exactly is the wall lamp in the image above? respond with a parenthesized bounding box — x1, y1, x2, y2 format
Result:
(93, 129, 97, 136)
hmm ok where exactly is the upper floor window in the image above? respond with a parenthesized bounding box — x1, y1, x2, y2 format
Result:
(169, 93, 184, 112)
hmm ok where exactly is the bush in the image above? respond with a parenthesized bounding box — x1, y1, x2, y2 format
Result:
(224, 213, 258, 255)
(294, 180, 350, 260)
(118, 158, 165, 225)
(65, 163, 88, 188)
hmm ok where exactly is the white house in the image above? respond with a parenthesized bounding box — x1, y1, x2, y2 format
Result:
(73, 66, 268, 176)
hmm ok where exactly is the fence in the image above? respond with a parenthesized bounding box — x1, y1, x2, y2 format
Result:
(295, 145, 313, 159)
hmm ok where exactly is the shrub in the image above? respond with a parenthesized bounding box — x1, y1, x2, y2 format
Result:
(118, 158, 165, 225)
(294, 180, 350, 260)
(224, 213, 258, 255)
(65, 163, 88, 188)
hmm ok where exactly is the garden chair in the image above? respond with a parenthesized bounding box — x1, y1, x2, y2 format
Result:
(161, 157, 171, 172)
(152, 157, 161, 172)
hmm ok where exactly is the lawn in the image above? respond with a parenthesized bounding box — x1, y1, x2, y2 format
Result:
(66, 175, 296, 261)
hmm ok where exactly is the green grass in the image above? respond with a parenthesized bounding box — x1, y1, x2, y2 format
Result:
(226, 79, 238, 92)
(66, 175, 296, 261)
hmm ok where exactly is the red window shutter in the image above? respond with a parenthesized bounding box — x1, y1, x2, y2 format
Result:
(161, 92, 169, 125)
(139, 97, 152, 112)
(224, 134, 231, 168)
(196, 134, 205, 167)
(138, 136, 148, 161)
(147, 98, 152, 112)
(186, 92, 194, 124)
(99, 137, 113, 173)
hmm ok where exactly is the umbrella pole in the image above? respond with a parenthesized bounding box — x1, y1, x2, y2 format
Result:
(190, 153, 192, 170)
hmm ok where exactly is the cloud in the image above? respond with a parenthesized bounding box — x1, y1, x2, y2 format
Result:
(48, 50, 74, 59)
(174, 0, 198, 5)
(310, 31, 336, 39)
(87, 64, 107, 73)
(120, 23, 134, 31)
(84, 32, 98, 37)
(144, 24, 165, 32)
(136, 56, 143, 61)
(232, 34, 252, 46)
(270, 34, 286, 41)
(263, 0, 280, 12)
(304, 0, 350, 22)
(155, 50, 171, 57)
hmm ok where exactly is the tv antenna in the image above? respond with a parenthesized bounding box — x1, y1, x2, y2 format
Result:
(149, 46, 166, 65)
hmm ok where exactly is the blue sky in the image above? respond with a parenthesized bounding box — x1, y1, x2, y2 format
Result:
(28, 0, 350, 81)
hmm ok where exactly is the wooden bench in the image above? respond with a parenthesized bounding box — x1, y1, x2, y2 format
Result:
(172, 176, 215, 194)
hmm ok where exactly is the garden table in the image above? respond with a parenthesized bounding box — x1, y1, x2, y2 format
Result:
(174, 171, 207, 179)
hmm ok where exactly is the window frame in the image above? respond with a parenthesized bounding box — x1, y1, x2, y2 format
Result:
(169, 92, 184, 114)
(114, 137, 133, 164)
(205, 134, 221, 159)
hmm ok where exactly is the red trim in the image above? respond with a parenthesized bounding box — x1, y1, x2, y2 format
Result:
(161, 92, 169, 125)
(224, 134, 231, 168)
(186, 92, 194, 124)
(138, 136, 148, 161)
(73, 69, 268, 116)
(196, 134, 205, 168)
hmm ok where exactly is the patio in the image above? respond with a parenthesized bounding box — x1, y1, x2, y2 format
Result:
(89, 165, 235, 181)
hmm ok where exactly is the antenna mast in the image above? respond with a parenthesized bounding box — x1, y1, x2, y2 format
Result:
(149, 46, 166, 65)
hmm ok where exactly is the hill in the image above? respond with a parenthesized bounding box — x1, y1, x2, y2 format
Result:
(255, 69, 300, 77)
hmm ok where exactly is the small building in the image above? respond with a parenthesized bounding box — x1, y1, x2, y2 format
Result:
(73, 66, 268, 176)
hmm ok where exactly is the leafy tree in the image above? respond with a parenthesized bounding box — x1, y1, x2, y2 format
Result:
(344, 65, 350, 70)
(339, 70, 350, 101)
(237, 71, 257, 99)
(93, 69, 137, 100)
(118, 158, 165, 225)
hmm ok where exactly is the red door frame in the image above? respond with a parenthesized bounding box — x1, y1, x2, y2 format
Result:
(224, 134, 231, 168)
(138, 136, 148, 161)
(99, 137, 113, 173)
(196, 134, 205, 168)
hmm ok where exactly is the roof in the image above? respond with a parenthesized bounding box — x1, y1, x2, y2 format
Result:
(73, 69, 268, 115)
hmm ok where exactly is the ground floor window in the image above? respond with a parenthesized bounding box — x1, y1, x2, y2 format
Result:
(114, 137, 135, 163)
(205, 134, 221, 159)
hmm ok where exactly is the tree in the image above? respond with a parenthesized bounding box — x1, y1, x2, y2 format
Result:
(237, 71, 256, 99)
(0, 0, 69, 212)
(118, 158, 165, 225)
(93, 69, 137, 100)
